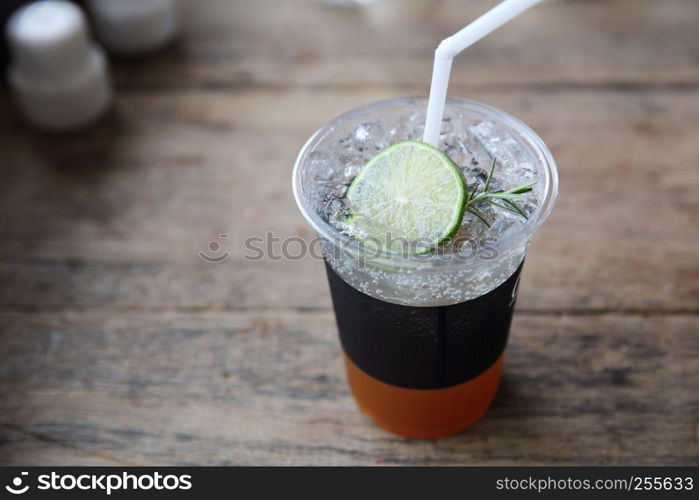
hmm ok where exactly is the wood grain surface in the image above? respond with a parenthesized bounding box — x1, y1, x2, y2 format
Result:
(1, 312, 697, 465)
(0, 0, 697, 465)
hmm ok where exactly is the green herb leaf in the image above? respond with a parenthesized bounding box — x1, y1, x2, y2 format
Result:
(483, 157, 496, 192)
(501, 198, 529, 219)
(463, 157, 535, 227)
(484, 199, 528, 218)
(465, 207, 491, 227)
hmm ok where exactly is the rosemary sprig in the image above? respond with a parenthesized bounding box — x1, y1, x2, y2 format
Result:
(464, 157, 535, 228)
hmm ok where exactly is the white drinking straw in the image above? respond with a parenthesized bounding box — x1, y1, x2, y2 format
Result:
(423, 0, 545, 146)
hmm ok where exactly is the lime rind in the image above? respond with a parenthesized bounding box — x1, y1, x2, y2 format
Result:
(344, 140, 466, 255)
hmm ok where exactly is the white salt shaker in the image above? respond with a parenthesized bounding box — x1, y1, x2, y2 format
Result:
(6, 0, 111, 132)
(87, 0, 179, 55)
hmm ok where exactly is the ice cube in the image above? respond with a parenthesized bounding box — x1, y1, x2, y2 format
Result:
(440, 115, 454, 135)
(308, 151, 343, 182)
(468, 120, 543, 196)
(353, 121, 387, 151)
(342, 163, 361, 182)
(407, 111, 426, 139)
(447, 136, 486, 171)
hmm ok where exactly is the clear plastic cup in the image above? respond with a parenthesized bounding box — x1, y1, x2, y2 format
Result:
(293, 97, 558, 438)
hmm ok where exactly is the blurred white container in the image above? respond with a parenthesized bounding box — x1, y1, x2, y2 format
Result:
(87, 0, 179, 55)
(6, 0, 111, 131)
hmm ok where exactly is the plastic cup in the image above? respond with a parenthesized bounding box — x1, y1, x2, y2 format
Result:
(293, 97, 558, 438)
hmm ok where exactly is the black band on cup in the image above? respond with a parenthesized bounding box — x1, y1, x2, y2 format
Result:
(326, 262, 523, 389)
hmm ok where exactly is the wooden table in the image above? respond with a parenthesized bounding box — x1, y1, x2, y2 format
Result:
(0, 0, 697, 466)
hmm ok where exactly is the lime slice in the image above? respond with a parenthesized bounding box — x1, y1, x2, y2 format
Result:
(345, 140, 466, 254)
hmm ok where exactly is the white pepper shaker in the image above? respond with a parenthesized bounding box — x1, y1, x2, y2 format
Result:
(6, 0, 111, 131)
(87, 0, 179, 55)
